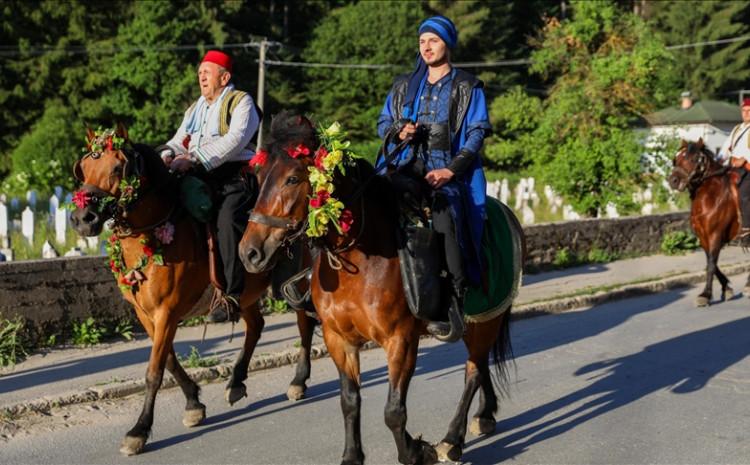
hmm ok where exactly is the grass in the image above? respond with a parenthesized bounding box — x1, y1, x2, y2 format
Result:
(262, 297, 289, 315)
(180, 316, 206, 327)
(661, 230, 700, 256)
(178, 346, 220, 368)
(0, 315, 28, 368)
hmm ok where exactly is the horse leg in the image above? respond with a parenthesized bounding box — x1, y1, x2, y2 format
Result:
(383, 336, 438, 465)
(225, 301, 264, 405)
(745, 272, 750, 297)
(696, 249, 715, 307)
(436, 317, 504, 462)
(131, 308, 205, 429)
(166, 349, 206, 427)
(287, 310, 316, 401)
(120, 313, 178, 456)
(325, 330, 365, 465)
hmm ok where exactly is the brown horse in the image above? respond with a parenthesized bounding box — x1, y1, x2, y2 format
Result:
(239, 114, 518, 464)
(70, 124, 318, 456)
(668, 138, 750, 306)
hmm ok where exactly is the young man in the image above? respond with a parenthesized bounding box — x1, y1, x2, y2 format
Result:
(377, 16, 491, 341)
(160, 50, 261, 323)
(717, 97, 750, 238)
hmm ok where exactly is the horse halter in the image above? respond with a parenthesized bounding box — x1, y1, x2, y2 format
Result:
(674, 145, 710, 188)
(247, 210, 308, 250)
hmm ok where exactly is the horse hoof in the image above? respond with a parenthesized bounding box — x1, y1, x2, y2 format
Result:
(469, 416, 496, 436)
(435, 441, 461, 462)
(225, 384, 247, 406)
(119, 435, 146, 456)
(182, 405, 206, 428)
(695, 296, 710, 307)
(287, 384, 306, 401)
(723, 287, 735, 301)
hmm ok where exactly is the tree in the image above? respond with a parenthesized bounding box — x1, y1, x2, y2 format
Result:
(303, 1, 425, 141)
(646, 0, 750, 100)
(487, 0, 675, 216)
(1, 100, 82, 195)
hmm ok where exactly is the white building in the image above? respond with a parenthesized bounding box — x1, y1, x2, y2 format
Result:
(643, 93, 740, 155)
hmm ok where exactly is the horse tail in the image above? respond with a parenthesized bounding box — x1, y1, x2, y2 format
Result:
(490, 308, 515, 399)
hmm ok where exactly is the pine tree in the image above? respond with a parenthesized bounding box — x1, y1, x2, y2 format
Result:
(647, 0, 750, 100)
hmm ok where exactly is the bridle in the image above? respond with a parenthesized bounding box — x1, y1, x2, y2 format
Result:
(73, 146, 175, 236)
(673, 144, 722, 191)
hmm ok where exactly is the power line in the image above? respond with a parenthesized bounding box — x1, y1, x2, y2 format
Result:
(0, 41, 281, 58)
(666, 35, 750, 50)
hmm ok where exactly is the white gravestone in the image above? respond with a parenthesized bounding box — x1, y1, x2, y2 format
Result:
(55, 207, 67, 245)
(0, 201, 8, 240)
(486, 180, 500, 199)
(21, 207, 34, 244)
(64, 247, 85, 257)
(521, 202, 535, 225)
(500, 179, 510, 204)
(514, 179, 527, 210)
(49, 195, 59, 219)
(605, 202, 620, 218)
(42, 240, 59, 258)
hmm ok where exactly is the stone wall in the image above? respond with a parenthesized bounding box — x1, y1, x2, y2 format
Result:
(523, 212, 691, 270)
(0, 212, 692, 337)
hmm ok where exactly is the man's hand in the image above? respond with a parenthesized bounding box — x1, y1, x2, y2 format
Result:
(170, 154, 195, 173)
(399, 122, 418, 141)
(425, 168, 454, 189)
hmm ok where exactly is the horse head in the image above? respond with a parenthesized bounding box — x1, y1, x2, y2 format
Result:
(70, 123, 146, 236)
(668, 138, 715, 192)
(239, 112, 318, 273)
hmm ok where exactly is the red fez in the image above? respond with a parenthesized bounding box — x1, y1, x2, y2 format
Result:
(742, 97, 750, 108)
(202, 50, 232, 72)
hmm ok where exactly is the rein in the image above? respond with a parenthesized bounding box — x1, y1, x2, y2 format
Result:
(681, 147, 728, 193)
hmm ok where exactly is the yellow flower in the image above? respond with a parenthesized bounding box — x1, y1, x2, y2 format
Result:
(322, 150, 343, 171)
(324, 122, 342, 138)
(308, 167, 332, 188)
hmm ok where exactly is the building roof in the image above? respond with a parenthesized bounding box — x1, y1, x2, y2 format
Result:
(645, 100, 740, 126)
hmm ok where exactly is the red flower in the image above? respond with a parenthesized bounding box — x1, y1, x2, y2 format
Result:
(309, 190, 330, 208)
(250, 149, 268, 168)
(142, 245, 154, 258)
(314, 146, 328, 169)
(105, 137, 114, 151)
(120, 276, 135, 286)
(339, 209, 354, 233)
(286, 144, 310, 159)
(72, 190, 91, 209)
(109, 234, 118, 244)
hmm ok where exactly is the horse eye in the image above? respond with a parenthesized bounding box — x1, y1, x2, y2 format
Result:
(286, 176, 300, 185)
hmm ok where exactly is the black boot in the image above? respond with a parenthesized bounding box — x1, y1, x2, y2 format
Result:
(426, 284, 466, 343)
(207, 292, 241, 323)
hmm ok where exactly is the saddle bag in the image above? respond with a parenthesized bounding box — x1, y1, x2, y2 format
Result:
(397, 225, 447, 321)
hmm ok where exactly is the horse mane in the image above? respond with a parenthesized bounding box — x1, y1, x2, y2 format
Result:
(130, 142, 177, 195)
(264, 111, 319, 159)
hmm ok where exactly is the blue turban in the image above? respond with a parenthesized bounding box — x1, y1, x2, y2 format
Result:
(402, 16, 458, 121)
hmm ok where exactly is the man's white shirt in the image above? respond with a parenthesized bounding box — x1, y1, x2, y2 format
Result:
(165, 84, 259, 171)
(718, 122, 750, 162)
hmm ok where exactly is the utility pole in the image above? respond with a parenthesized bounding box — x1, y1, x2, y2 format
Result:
(256, 38, 268, 148)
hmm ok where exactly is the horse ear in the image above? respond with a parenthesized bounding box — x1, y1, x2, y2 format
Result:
(115, 122, 129, 141)
(696, 137, 704, 148)
(680, 139, 688, 148)
(86, 126, 96, 143)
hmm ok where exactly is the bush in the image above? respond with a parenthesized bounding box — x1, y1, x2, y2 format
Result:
(72, 317, 107, 347)
(553, 247, 575, 268)
(661, 231, 700, 255)
(178, 346, 219, 368)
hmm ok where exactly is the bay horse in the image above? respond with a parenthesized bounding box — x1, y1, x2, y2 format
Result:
(240, 114, 518, 464)
(69, 124, 317, 456)
(668, 138, 750, 306)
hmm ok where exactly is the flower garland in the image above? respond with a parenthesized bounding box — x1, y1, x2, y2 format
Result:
(248, 122, 358, 238)
(84, 127, 126, 154)
(305, 122, 358, 238)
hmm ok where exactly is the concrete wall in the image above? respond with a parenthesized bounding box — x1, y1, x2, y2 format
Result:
(0, 212, 692, 338)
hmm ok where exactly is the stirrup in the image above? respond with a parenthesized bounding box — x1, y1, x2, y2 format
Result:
(427, 298, 465, 343)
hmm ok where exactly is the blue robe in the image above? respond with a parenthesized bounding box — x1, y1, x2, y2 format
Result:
(376, 68, 491, 285)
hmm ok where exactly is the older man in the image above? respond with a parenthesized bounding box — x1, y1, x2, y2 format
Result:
(160, 50, 261, 322)
(718, 97, 750, 238)
(377, 16, 491, 341)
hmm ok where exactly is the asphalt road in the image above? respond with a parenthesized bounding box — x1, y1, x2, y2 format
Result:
(4, 284, 750, 464)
